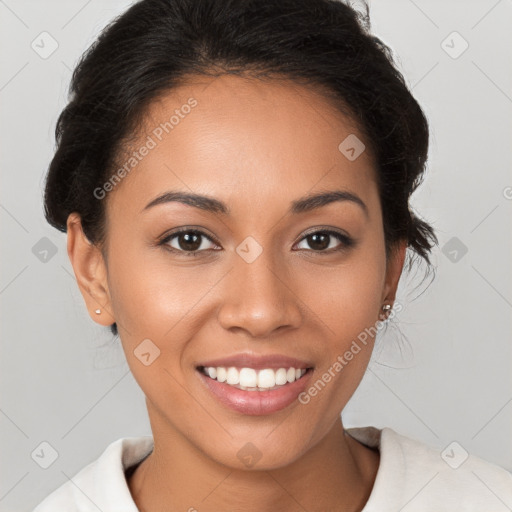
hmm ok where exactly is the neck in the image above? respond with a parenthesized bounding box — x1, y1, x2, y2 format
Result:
(128, 406, 379, 512)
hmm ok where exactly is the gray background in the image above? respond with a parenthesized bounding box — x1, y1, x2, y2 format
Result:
(1, 0, 511, 510)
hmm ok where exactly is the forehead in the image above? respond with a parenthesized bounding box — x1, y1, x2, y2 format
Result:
(106, 74, 377, 220)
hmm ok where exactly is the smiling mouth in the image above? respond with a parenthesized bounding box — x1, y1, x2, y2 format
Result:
(197, 365, 313, 391)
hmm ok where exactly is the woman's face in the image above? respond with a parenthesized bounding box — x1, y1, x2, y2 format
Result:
(70, 74, 405, 469)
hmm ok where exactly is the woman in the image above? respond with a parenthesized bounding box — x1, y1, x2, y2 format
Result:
(33, 0, 512, 510)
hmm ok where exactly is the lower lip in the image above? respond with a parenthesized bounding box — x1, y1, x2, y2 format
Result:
(197, 369, 313, 416)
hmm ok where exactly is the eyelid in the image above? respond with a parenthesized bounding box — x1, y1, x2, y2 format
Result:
(158, 226, 220, 252)
(296, 225, 351, 242)
(294, 228, 355, 252)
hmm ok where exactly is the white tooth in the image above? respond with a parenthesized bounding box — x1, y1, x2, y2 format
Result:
(300, 368, 307, 377)
(239, 368, 257, 387)
(213, 366, 303, 389)
(226, 367, 239, 385)
(258, 369, 276, 389)
(216, 367, 227, 383)
(275, 368, 287, 385)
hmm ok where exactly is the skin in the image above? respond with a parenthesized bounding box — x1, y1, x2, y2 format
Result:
(67, 74, 407, 511)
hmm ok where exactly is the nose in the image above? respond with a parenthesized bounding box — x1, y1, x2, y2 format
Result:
(217, 250, 303, 339)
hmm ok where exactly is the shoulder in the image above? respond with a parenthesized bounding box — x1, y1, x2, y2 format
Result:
(32, 436, 153, 512)
(347, 426, 512, 511)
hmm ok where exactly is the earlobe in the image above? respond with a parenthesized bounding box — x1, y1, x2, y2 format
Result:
(66, 213, 115, 326)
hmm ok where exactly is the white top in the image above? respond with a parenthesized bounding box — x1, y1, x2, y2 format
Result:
(32, 426, 512, 511)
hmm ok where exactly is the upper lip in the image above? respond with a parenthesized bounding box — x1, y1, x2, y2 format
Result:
(196, 352, 314, 370)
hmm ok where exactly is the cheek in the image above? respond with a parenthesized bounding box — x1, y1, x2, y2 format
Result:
(298, 247, 386, 340)
(293, 241, 386, 407)
(105, 241, 229, 387)
(106, 236, 207, 334)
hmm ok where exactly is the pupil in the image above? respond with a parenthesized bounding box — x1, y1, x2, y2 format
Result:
(180, 232, 200, 251)
(309, 233, 329, 250)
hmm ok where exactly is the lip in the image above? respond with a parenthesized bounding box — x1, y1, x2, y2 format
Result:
(196, 352, 314, 370)
(197, 367, 314, 416)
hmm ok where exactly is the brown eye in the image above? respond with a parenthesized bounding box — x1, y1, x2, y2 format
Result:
(160, 229, 218, 256)
(295, 230, 354, 253)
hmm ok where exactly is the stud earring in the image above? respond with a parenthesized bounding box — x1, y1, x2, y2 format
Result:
(95, 309, 101, 315)
(380, 303, 392, 320)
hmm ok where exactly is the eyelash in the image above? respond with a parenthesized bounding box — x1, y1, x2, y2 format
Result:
(157, 227, 355, 257)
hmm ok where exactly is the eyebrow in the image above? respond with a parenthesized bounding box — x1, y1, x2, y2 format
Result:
(142, 189, 368, 218)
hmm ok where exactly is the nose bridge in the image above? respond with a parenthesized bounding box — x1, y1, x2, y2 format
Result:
(217, 241, 302, 337)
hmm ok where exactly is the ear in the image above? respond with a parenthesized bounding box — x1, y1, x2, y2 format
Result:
(381, 239, 407, 307)
(66, 212, 114, 326)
